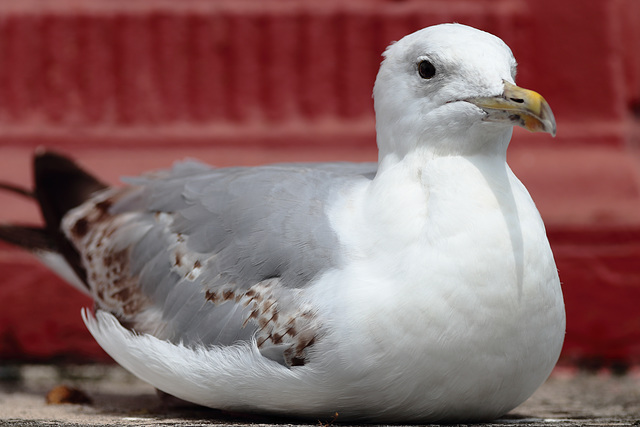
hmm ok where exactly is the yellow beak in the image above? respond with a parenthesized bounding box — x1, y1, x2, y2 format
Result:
(467, 81, 556, 136)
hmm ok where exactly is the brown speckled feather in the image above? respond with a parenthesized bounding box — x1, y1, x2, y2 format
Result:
(32, 156, 374, 367)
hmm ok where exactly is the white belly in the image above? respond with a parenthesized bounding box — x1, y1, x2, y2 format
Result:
(310, 156, 566, 421)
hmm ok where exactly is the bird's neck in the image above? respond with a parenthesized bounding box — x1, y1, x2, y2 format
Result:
(375, 125, 513, 169)
(369, 140, 518, 245)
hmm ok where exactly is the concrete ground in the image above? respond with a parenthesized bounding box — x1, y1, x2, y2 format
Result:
(0, 365, 639, 426)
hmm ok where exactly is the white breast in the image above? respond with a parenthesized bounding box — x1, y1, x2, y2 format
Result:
(308, 153, 565, 421)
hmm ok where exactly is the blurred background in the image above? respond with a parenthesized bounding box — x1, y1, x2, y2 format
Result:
(0, 0, 638, 368)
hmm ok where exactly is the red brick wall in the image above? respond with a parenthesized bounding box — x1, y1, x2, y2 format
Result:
(0, 0, 639, 365)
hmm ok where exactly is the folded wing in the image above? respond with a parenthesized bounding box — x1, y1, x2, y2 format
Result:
(61, 158, 375, 366)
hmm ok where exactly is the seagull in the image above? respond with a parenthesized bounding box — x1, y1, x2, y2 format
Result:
(0, 23, 565, 423)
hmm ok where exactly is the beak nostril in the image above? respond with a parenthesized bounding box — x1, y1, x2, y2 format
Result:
(510, 98, 525, 104)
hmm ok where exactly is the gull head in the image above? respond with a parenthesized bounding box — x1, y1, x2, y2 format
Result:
(373, 23, 556, 159)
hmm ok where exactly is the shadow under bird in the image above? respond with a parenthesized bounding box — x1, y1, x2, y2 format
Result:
(0, 23, 564, 423)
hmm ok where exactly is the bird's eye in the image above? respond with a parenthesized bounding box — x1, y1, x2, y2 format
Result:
(418, 60, 436, 79)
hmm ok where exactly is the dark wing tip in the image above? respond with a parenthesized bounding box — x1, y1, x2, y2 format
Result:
(33, 150, 108, 231)
(0, 182, 33, 199)
(0, 150, 103, 292)
(0, 225, 56, 251)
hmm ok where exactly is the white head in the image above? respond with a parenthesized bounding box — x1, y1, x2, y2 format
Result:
(373, 24, 555, 161)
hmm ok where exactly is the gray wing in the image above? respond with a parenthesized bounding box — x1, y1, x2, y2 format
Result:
(63, 160, 375, 366)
